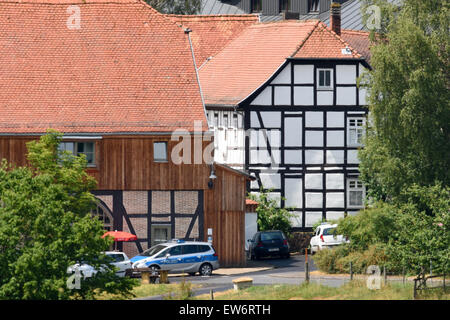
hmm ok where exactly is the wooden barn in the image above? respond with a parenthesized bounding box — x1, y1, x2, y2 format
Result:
(0, 0, 249, 267)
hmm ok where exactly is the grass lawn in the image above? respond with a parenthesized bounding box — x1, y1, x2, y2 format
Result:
(96, 278, 202, 300)
(194, 281, 449, 300)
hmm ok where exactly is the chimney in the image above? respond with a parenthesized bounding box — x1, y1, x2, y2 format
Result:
(330, 1, 341, 36)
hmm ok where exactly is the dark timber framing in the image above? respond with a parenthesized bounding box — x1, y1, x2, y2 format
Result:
(240, 58, 369, 231)
(92, 190, 204, 253)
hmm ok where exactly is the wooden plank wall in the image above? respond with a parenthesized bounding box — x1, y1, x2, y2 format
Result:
(0, 135, 248, 266)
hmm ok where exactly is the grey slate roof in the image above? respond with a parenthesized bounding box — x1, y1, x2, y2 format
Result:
(201, 0, 366, 31)
(200, 0, 246, 15)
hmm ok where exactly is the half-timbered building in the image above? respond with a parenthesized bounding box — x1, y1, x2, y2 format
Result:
(197, 5, 371, 230)
(0, 0, 249, 266)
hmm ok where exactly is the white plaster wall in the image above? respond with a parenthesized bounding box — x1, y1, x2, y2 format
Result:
(326, 211, 345, 221)
(259, 173, 281, 189)
(268, 192, 281, 207)
(306, 211, 323, 227)
(294, 86, 314, 105)
(326, 131, 344, 147)
(326, 193, 345, 208)
(284, 178, 303, 208)
(250, 86, 272, 105)
(269, 129, 281, 148)
(326, 150, 344, 164)
(347, 150, 360, 164)
(317, 91, 333, 105)
(305, 112, 323, 127)
(305, 150, 323, 164)
(250, 179, 259, 189)
(326, 173, 344, 189)
(337, 87, 356, 105)
(260, 112, 281, 128)
(327, 112, 345, 127)
(245, 212, 258, 250)
(359, 87, 367, 105)
(250, 111, 260, 128)
(271, 63, 291, 84)
(284, 150, 302, 164)
(305, 173, 323, 189)
(294, 65, 314, 84)
(305, 131, 323, 147)
(336, 65, 356, 84)
(305, 193, 323, 208)
(274, 86, 291, 105)
(289, 211, 303, 228)
(250, 150, 258, 164)
(284, 117, 302, 146)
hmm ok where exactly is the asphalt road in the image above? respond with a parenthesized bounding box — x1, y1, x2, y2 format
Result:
(137, 254, 350, 300)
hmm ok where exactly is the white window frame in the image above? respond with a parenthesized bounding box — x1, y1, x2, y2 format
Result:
(153, 141, 168, 163)
(347, 178, 365, 208)
(213, 112, 219, 128)
(347, 117, 365, 147)
(317, 68, 333, 90)
(58, 141, 96, 167)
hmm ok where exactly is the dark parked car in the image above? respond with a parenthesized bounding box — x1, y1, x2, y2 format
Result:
(248, 230, 290, 260)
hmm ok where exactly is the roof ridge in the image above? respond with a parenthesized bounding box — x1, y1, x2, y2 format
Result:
(315, 21, 362, 58)
(341, 29, 370, 36)
(0, 0, 141, 3)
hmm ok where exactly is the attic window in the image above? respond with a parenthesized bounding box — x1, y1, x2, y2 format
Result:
(251, 0, 262, 13)
(154, 141, 168, 162)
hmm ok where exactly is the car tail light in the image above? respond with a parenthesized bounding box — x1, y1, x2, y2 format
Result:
(257, 241, 263, 247)
(283, 239, 288, 246)
(213, 252, 218, 257)
(320, 235, 324, 242)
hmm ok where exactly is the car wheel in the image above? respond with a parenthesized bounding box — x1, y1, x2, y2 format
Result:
(149, 265, 160, 274)
(199, 263, 213, 276)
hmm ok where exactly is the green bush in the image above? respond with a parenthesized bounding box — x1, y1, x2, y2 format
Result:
(314, 244, 391, 274)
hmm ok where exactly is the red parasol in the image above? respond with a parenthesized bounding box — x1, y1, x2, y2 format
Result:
(102, 230, 137, 242)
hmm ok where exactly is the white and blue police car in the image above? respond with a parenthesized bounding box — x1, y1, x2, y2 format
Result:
(130, 240, 219, 276)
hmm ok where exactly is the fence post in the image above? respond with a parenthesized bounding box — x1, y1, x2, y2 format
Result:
(383, 266, 387, 286)
(413, 279, 417, 300)
(210, 289, 214, 300)
(402, 267, 406, 285)
(350, 262, 353, 281)
(305, 248, 310, 284)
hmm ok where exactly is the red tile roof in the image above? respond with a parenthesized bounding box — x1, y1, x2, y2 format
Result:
(0, 0, 207, 134)
(340, 29, 372, 62)
(167, 14, 259, 67)
(199, 20, 368, 106)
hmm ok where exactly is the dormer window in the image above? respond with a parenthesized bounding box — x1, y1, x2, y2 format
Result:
(280, 0, 290, 11)
(317, 68, 333, 90)
(251, 0, 262, 13)
(308, 0, 320, 13)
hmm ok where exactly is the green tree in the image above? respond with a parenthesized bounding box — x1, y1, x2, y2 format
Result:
(359, 0, 450, 201)
(0, 130, 137, 299)
(248, 189, 293, 237)
(145, 0, 202, 14)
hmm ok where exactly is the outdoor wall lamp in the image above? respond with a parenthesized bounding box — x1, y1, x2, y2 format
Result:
(208, 164, 217, 189)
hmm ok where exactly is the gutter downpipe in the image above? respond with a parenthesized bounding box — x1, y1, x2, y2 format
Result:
(185, 28, 211, 131)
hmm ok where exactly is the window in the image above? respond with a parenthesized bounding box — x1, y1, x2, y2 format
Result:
(348, 179, 365, 208)
(308, 0, 320, 13)
(59, 141, 95, 166)
(182, 245, 199, 255)
(223, 113, 229, 128)
(168, 245, 182, 256)
(317, 68, 333, 90)
(280, 0, 290, 11)
(251, 0, 262, 13)
(91, 201, 113, 231)
(348, 118, 365, 146)
(153, 141, 168, 162)
(233, 114, 239, 129)
(151, 225, 171, 246)
(213, 112, 219, 128)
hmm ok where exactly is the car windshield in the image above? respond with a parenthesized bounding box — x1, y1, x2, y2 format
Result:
(323, 228, 337, 236)
(261, 232, 283, 241)
(140, 244, 168, 257)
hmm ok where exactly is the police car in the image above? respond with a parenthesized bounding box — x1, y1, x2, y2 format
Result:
(130, 240, 219, 276)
